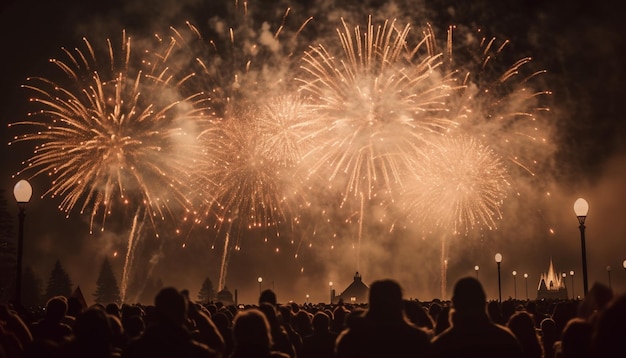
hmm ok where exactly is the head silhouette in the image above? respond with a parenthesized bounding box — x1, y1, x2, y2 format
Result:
(452, 277, 487, 314)
(232, 308, 273, 349)
(45, 296, 68, 322)
(154, 287, 188, 326)
(367, 279, 404, 321)
(259, 289, 277, 306)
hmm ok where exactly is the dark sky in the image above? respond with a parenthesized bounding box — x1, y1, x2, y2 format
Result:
(1, 0, 625, 305)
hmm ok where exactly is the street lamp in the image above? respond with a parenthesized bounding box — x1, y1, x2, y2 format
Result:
(569, 271, 575, 299)
(495, 253, 502, 303)
(475, 265, 479, 279)
(512, 271, 517, 300)
(607, 266, 612, 290)
(329, 281, 333, 304)
(257, 276, 263, 295)
(306, 294, 309, 304)
(13, 179, 32, 306)
(524, 273, 529, 300)
(574, 198, 589, 296)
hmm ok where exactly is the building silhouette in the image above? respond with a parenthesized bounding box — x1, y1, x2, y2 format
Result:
(217, 286, 235, 305)
(537, 259, 568, 300)
(334, 272, 369, 304)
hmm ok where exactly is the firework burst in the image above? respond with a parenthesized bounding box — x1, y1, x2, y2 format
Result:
(444, 27, 554, 177)
(146, 6, 316, 288)
(297, 16, 462, 205)
(193, 102, 313, 289)
(402, 135, 510, 234)
(9, 31, 207, 233)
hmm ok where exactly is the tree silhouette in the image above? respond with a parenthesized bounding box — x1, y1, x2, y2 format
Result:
(21, 266, 43, 307)
(0, 188, 17, 302)
(93, 257, 121, 305)
(44, 260, 73, 300)
(197, 277, 216, 303)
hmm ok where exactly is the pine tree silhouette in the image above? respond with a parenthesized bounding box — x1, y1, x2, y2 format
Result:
(44, 259, 73, 300)
(93, 257, 121, 305)
(198, 277, 216, 303)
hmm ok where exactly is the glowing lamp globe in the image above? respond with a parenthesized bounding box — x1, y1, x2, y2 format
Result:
(574, 198, 589, 217)
(495, 253, 502, 263)
(13, 180, 32, 203)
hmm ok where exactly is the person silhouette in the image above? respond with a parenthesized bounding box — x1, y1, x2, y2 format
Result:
(335, 279, 430, 358)
(28, 296, 73, 345)
(300, 310, 337, 358)
(229, 308, 290, 358)
(506, 311, 543, 358)
(122, 287, 218, 358)
(429, 277, 522, 358)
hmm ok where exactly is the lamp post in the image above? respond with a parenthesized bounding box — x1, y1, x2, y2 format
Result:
(570, 271, 575, 299)
(13, 179, 32, 306)
(606, 266, 612, 290)
(524, 273, 529, 300)
(495, 253, 502, 303)
(562, 272, 567, 295)
(574, 198, 589, 296)
(329, 281, 333, 304)
(475, 265, 479, 280)
(512, 271, 517, 300)
(257, 276, 263, 295)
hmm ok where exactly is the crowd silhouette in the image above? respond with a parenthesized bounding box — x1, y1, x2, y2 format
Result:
(1, 277, 625, 357)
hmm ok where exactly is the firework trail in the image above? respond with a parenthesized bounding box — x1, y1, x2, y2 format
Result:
(121, 207, 146, 303)
(9, 31, 208, 301)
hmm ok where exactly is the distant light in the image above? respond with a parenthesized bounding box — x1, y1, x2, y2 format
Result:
(495, 253, 502, 263)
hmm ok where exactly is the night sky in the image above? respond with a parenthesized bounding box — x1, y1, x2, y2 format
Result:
(1, 0, 625, 305)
